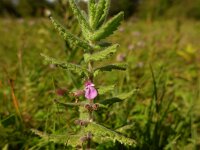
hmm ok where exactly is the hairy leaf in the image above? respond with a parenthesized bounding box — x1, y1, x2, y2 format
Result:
(88, 0, 96, 27)
(69, 0, 92, 39)
(84, 44, 118, 62)
(92, 0, 106, 29)
(85, 122, 137, 146)
(41, 53, 88, 76)
(31, 129, 83, 147)
(97, 0, 110, 28)
(94, 63, 127, 76)
(90, 11, 124, 41)
(50, 17, 92, 51)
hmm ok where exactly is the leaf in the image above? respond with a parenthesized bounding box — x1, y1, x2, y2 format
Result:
(54, 99, 84, 107)
(97, 0, 110, 28)
(41, 53, 88, 76)
(84, 44, 119, 62)
(100, 90, 138, 106)
(94, 63, 127, 75)
(69, 0, 92, 39)
(85, 122, 137, 146)
(31, 129, 84, 147)
(50, 17, 92, 51)
(90, 12, 124, 41)
(100, 97, 122, 105)
(115, 124, 135, 134)
(92, 0, 106, 29)
(90, 0, 110, 29)
(98, 85, 115, 95)
(88, 0, 96, 27)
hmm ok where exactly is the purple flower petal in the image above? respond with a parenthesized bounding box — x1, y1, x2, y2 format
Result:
(84, 81, 98, 100)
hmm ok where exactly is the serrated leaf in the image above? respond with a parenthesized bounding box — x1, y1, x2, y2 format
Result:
(90, 11, 124, 41)
(93, 41, 112, 50)
(88, 0, 96, 26)
(84, 44, 118, 62)
(31, 129, 83, 147)
(41, 53, 88, 76)
(97, 0, 110, 28)
(69, 0, 92, 39)
(92, 0, 106, 29)
(100, 90, 137, 106)
(50, 17, 92, 51)
(94, 63, 127, 76)
(98, 85, 115, 95)
(85, 122, 137, 146)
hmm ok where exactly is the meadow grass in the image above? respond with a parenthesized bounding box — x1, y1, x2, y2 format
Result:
(0, 17, 199, 149)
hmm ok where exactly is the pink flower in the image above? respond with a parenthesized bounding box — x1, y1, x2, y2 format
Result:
(84, 81, 98, 100)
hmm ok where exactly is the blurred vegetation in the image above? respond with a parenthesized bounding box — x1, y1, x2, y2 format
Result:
(1, 0, 200, 20)
(138, 0, 200, 20)
(0, 17, 200, 149)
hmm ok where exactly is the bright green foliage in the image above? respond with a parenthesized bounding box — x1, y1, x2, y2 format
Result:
(92, 0, 106, 29)
(94, 63, 127, 76)
(34, 0, 136, 149)
(50, 17, 92, 51)
(31, 129, 84, 147)
(68, 0, 92, 39)
(88, 0, 96, 27)
(97, 0, 110, 28)
(89, 0, 111, 29)
(85, 122, 137, 146)
(41, 53, 88, 76)
(90, 11, 124, 41)
(1, 13, 199, 149)
(84, 44, 119, 62)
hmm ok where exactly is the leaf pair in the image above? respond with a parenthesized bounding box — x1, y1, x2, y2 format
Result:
(85, 122, 137, 146)
(84, 44, 119, 62)
(41, 53, 127, 77)
(32, 122, 137, 147)
(41, 53, 88, 77)
(89, 0, 110, 29)
(69, 0, 124, 41)
(50, 17, 92, 51)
